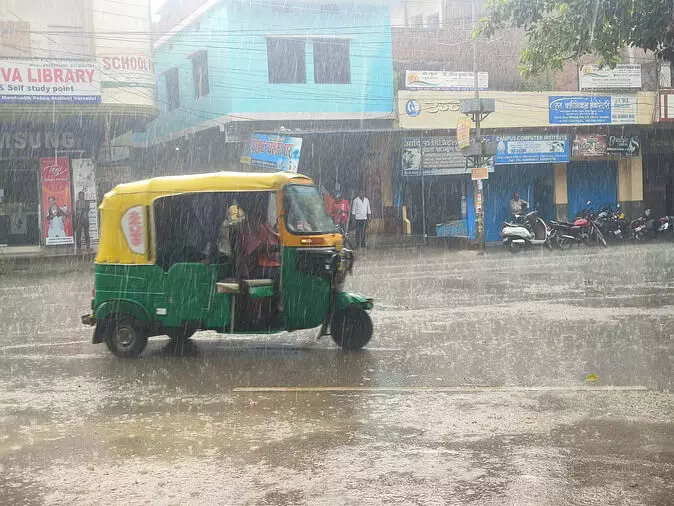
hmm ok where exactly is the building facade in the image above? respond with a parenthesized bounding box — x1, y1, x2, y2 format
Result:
(136, 0, 396, 232)
(391, 0, 658, 242)
(0, 0, 156, 254)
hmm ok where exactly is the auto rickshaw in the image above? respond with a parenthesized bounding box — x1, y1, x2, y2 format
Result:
(81, 171, 373, 358)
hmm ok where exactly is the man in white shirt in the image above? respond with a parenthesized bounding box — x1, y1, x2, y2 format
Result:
(351, 189, 371, 249)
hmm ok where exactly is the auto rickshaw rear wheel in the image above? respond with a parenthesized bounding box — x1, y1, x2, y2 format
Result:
(331, 305, 373, 351)
(105, 313, 148, 358)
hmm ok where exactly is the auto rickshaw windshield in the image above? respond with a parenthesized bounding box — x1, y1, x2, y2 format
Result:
(285, 184, 337, 234)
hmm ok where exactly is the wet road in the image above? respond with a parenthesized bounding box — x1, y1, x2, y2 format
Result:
(1, 244, 673, 505)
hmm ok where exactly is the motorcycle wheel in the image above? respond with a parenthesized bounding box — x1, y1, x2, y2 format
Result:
(506, 239, 523, 254)
(595, 229, 608, 247)
(558, 237, 573, 250)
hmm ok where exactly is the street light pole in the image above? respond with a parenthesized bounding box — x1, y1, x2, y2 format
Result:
(472, 0, 485, 252)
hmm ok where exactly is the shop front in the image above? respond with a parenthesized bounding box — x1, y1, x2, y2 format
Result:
(643, 130, 674, 217)
(0, 125, 102, 252)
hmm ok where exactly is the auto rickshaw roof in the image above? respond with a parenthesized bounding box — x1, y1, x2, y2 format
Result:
(104, 171, 312, 204)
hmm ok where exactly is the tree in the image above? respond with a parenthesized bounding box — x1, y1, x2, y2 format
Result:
(478, 0, 674, 76)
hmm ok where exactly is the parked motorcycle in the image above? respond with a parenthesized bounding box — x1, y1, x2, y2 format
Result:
(575, 201, 608, 247)
(596, 204, 629, 243)
(501, 205, 552, 253)
(631, 208, 674, 241)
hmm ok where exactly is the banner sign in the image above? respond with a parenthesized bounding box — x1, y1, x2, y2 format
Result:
(406, 70, 488, 91)
(493, 134, 569, 164)
(402, 137, 470, 176)
(607, 135, 640, 156)
(40, 157, 74, 245)
(456, 116, 472, 150)
(549, 95, 637, 124)
(0, 59, 100, 104)
(572, 135, 608, 157)
(240, 133, 302, 172)
(71, 159, 99, 246)
(579, 64, 642, 90)
(98, 55, 154, 87)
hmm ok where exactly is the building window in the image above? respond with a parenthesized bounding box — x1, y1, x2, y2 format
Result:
(313, 39, 351, 84)
(0, 20, 31, 57)
(165, 68, 180, 111)
(190, 50, 209, 98)
(267, 37, 306, 84)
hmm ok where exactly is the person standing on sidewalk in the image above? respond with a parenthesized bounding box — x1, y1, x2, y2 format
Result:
(352, 189, 371, 249)
(74, 191, 90, 251)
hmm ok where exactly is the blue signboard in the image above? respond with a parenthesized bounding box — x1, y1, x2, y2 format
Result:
(549, 96, 612, 124)
(240, 133, 302, 172)
(491, 135, 569, 164)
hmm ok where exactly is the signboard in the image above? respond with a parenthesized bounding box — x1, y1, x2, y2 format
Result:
(40, 157, 74, 245)
(572, 135, 608, 157)
(406, 70, 488, 91)
(71, 159, 99, 246)
(121, 206, 146, 255)
(607, 135, 640, 156)
(456, 117, 472, 150)
(549, 96, 637, 124)
(0, 59, 100, 104)
(240, 133, 302, 172)
(98, 55, 154, 87)
(471, 167, 489, 180)
(492, 135, 569, 164)
(402, 137, 467, 176)
(579, 64, 642, 89)
(0, 130, 76, 152)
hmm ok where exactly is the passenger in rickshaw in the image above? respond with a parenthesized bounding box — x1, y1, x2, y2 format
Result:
(233, 201, 280, 280)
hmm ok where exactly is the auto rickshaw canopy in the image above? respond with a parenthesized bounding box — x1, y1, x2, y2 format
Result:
(96, 171, 314, 265)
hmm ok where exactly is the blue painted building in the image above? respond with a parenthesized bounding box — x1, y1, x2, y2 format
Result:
(138, 0, 394, 171)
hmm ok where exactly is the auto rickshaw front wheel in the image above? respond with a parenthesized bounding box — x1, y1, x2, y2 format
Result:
(331, 305, 373, 351)
(104, 314, 148, 358)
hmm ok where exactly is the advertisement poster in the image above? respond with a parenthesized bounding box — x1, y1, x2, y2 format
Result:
(549, 96, 637, 124)
(493, 135, 569, 164)
(406, 71, 488, 91)
(402, 137, 490, 176)
(240, 133, 302, 172)
(0, 58, 100, 104)
(607, 135, 641, 156)
(572, 135, 608, 158)
(72, 158, 99, 245)
(40, 157, 74, 245)
(456, 117, 472, 150)
(579, 64, 642, 89)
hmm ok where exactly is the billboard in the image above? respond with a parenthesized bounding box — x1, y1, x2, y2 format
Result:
(405, 71, 488, 91)
(579, 64, 642, 90)
(549, 96, 637, 124)
(40, 157, 74, 245)
(492, 135, 569, 164)
(0, 59, 100, 104)
(240, 133, 302, 172)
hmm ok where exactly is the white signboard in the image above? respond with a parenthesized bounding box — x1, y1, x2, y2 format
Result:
(406, 70, 488, 91)
(611, 95, 638, 124)
(579, 64, 642, 89)
(72, 158, 99, 246)
(0, 59, 100, 103)
(121, 206, 146, 255)
(97, 55, 154, 87)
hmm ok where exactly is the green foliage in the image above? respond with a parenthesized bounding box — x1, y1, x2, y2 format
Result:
(478, 0, 673, 76)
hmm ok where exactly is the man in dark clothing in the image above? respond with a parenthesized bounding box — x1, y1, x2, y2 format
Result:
(74, 191, 90, 250)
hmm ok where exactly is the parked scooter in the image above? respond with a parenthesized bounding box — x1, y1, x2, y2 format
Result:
(501, 204, 552, 253)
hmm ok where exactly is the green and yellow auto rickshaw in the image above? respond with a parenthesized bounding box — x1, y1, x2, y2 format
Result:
(81, 171, 373, 358)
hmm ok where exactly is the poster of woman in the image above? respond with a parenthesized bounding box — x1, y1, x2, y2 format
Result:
(40, 157, 74, 245)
